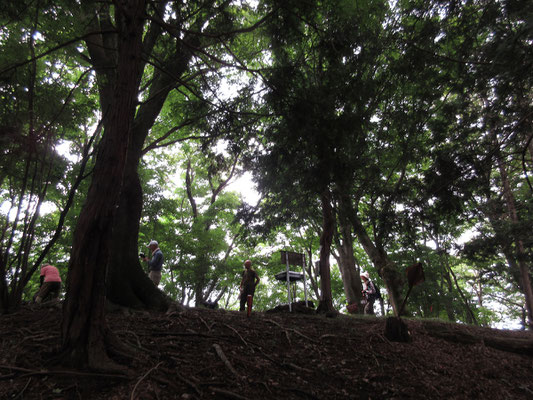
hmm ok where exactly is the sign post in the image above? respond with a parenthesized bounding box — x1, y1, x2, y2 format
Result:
(302, 254, 308, 307)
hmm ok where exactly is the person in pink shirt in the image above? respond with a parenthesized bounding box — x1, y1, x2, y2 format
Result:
(33, 263, 62, 303)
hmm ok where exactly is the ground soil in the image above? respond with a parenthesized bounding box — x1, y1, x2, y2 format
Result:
(1, 301, 532, 400)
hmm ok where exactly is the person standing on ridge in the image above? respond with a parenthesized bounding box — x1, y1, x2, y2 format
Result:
(142, 240, 164, 286)
(239, 259, 260, 314)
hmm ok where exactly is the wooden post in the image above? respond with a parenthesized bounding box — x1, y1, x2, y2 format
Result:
(302, 253, 308, 307)
(247, 295, 253, 317)
(286, 255, 292, 312)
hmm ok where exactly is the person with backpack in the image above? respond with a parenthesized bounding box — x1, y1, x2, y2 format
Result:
(360, 271, 378, 315)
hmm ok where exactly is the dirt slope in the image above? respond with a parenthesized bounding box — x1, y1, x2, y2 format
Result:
(1, 302, 532, 399)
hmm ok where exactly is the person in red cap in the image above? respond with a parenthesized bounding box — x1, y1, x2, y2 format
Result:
(239, 259, 260, 313)
(33, 263, 62, 303)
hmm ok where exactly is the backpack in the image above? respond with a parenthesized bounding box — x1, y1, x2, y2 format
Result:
(371, 281, 383, 301)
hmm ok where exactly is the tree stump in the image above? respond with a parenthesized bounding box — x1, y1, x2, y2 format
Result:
(385, 317, 411, 342)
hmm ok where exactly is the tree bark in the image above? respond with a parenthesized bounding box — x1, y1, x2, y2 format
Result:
(80, 0, 195, 310)
(105, 79, 180, 309)
(334, 219, 363, 312)
(316, 190, 336, 314)
(304, 247, 321, 300)
(61, 0, 146, 368)
(104, 55, 183, 310)
(106, 155, 169, 310)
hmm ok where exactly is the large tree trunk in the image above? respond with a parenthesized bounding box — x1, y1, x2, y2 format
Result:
(61, 0, 146, 368)
(106, 154, 169, 310)
(316, 190, 336, 314)
(442, 267, 457, 321)
(194, 257, 209, 306)
(334, 220, 363, 312)
(105, 103, 173, 309)
(81, 0, 194, 311)
(436, 244, 456, 321)
(105, 68, 176, 310)
(304, 247, 321, 300)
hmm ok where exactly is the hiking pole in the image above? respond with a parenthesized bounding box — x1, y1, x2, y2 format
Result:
(247, 295, 253, 317)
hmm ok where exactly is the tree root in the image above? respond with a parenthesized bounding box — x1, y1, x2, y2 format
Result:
(265, 318, 317, 344)
(223, 323, 249, 347)
(0, 364, 128, 379)
(212, 343, 240, 379)
(105, 329, 138, 361)
(130, 361, 162, 400)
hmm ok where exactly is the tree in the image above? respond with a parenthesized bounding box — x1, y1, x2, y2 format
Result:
(419, 0, 533, 327)
(469, 0, 533, 328)
(254, 0, 380, 313)
(57, 0, 269, 366)
(4, 0, 267, 355)
(331, 213, 365, 313)
(0, 1, 99, 312)
(256, 0, 446, 314)
(81, 0, 267, 310)
(60, 0, 148, 369)
(156, 143, 245, 305)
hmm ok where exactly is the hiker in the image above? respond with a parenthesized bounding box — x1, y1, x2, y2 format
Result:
(33, 263, 62, 303)
(142, 240, 164, 286)
(360, 271, 376, 315)
(239, 259, 260, 313)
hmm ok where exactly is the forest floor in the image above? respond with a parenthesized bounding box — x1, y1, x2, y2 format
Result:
(1, 301, 533, 400)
